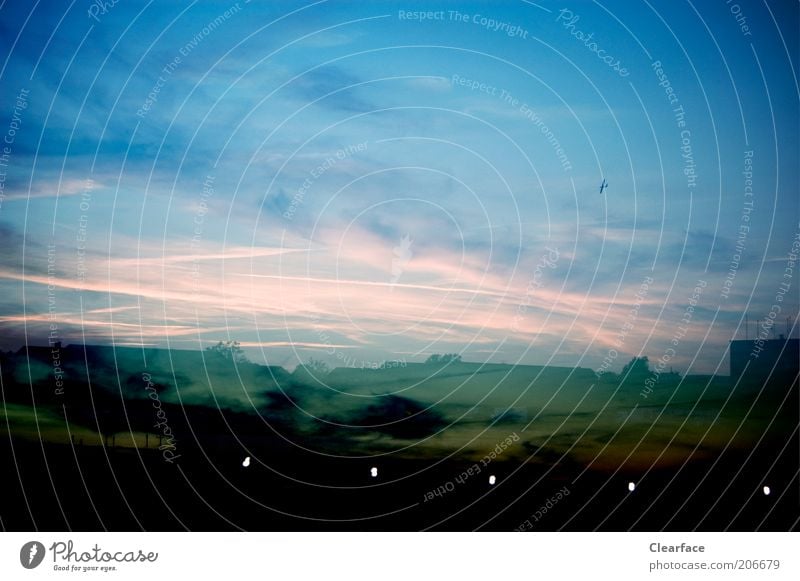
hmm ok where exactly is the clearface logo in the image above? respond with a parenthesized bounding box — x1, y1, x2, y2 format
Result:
(20, 541, 46, 569)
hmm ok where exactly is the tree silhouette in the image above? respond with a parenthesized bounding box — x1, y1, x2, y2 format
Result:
(303, 358, 330, 376)
(621, 356, 650, 377)
(206, 340, 247, 363)
(425, 353, 462, 365)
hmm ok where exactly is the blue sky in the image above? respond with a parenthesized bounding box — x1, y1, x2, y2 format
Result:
(0, 0, 797, 374)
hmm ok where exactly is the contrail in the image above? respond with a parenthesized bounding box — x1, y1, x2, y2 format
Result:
(234, 272, 508, 298)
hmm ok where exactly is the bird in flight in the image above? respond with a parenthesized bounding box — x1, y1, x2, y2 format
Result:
(599, 179, 608, 194)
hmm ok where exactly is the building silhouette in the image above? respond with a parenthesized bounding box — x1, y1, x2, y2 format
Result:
(730, 337, 799, 391)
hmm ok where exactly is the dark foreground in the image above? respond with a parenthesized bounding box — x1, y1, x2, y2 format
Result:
(2, 346, 797, 531)
(2, 430, 797, 532)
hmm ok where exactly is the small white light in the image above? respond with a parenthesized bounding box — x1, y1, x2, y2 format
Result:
(489, 475, 496, 485)
(628, 482, 636, 492)
(763, 486, 771, 496)
(242, 456, 250, 467)
(370, 467, 378, 477)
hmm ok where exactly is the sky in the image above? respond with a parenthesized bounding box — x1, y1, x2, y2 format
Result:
(0, 0, 797, 375)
